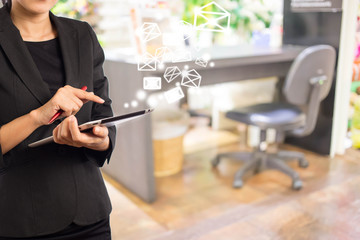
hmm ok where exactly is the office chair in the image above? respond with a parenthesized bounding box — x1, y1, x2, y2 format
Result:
(212, 45, 336, 190)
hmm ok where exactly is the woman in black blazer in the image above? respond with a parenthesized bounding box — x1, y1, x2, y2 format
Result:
(0, 0, 116, 239)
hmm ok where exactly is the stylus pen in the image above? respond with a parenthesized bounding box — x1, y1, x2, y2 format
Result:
(48, 86, 88, 124)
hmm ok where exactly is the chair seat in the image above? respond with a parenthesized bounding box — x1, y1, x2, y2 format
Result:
(226, 103, 305, 130)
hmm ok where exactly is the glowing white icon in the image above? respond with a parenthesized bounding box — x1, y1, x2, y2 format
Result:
(195, 57, 208, 68)
(131, 100, 139, 108)
(164, 86, 185, 103)
(177, 20, 195, 41)
(158, 63, 165, 70)
(181, 69, 202, 88)
(140, 22, 162, 42)
(194, 1, 231, 33)
(194, 44, 202, 52)
(155, 47, 172, 63)
(138, 53, 157, 71)
(136, 90, 147, 100)
(162, 33, 183, 47)
(172, 49, 192, 63)
(164, 66, 182, 83)
(143, 77, 162, 90)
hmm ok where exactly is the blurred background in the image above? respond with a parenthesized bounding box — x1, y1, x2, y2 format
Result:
(50, 0, 285, 143)
(46, 0, 360, 152)
(2, 1, 360, 239)
(51, 0, 283, 50)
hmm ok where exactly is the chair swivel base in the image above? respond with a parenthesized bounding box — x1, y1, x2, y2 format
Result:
(212, 150, 308, 190)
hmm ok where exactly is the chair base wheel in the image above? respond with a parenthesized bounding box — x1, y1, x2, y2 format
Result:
(292, 180, 303, 190)
(212, 156, 220, 167)
(233, 179, 243, 188)
(299, 159, 309, 168)
(253, 165, 261, 174)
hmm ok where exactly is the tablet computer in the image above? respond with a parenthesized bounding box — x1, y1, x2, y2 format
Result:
(28, 108, 154, 148)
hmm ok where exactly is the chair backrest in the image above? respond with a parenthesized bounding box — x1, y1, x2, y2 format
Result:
(283, 45, 336, 136)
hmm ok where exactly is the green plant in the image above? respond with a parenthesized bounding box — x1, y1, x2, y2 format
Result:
(183, 0, 274, 39)
(183, 0, 213, 26)
(52, 0, 97, 20)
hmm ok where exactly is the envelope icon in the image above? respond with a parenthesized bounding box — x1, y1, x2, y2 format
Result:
(164, 86, 184, 104)
(164, 66, 182, 83)
(143, 77, 161, 90)
(155, 47, 172, 63)
(181, 69, 202, 88)
(177, 20, 195, 41)
(194, 44, 202, 52)
(194, 1, 231, 33)
(138, 53, 157, 71)
(162, 33, 183, 47)
(172, 49, 192, 63)
(195, 57, 208, 68)
(140, 22, 162, 42)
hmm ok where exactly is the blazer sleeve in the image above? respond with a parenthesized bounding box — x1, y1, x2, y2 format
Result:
(0, 140, 3, 170)
(83, 23, 116, 167)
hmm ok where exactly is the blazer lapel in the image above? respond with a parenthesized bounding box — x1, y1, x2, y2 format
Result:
(50, 12, 80, 89)
(0, 7, 82, 106)
(0, 7, 51, 105)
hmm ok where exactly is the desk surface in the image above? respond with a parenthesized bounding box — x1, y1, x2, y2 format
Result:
(105, 45, 305, 68)
(102, 44, 305, 203)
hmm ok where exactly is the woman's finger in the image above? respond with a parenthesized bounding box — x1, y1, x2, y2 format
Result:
(53, 126, 61, 144)
(68, 115, 83, 145)
(73, 89, 105, 104)
(72, 96, 84, 110)
(92, 126, 108, 138)
(53, 115, 108, 148)
(61, 118, 75, 144)
(54, 124, 66, 145)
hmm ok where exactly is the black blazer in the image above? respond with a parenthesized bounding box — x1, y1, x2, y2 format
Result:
(0, 6, 116, 238)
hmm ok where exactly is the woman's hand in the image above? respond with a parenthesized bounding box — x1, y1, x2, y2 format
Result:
(53, 115, 110, 151)
(30, 85, 105, 127)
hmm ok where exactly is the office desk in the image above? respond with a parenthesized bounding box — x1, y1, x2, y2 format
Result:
(102, 45, 305, 203)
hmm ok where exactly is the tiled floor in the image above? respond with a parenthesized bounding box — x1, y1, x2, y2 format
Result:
(104, 127, 360, 240)
(104, 182, 166, 240)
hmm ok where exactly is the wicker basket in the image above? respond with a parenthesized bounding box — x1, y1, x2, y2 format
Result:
(153, 135, 184, 177)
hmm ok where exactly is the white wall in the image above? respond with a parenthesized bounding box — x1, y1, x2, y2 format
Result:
(331, 0, 359, 156)
(97, 0, 134, 49)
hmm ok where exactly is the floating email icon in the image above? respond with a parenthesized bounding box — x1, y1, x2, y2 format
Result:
(194, 44, 202, 52)
(172, 49, 192, 63)
(195, 57, 208, 68)
(138, 52, 157, 71)
(164, 86, 184, 103)
(155, 47, 172, 63)
(181, 69, 202, 88)
(143, 77, 161, 90)
(194, 1, 231, 33)
(164, 66, 182, 83)
(162, 33, 183, 47)
(177, 20, 195, 41)
(140, 22, 162, 42)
